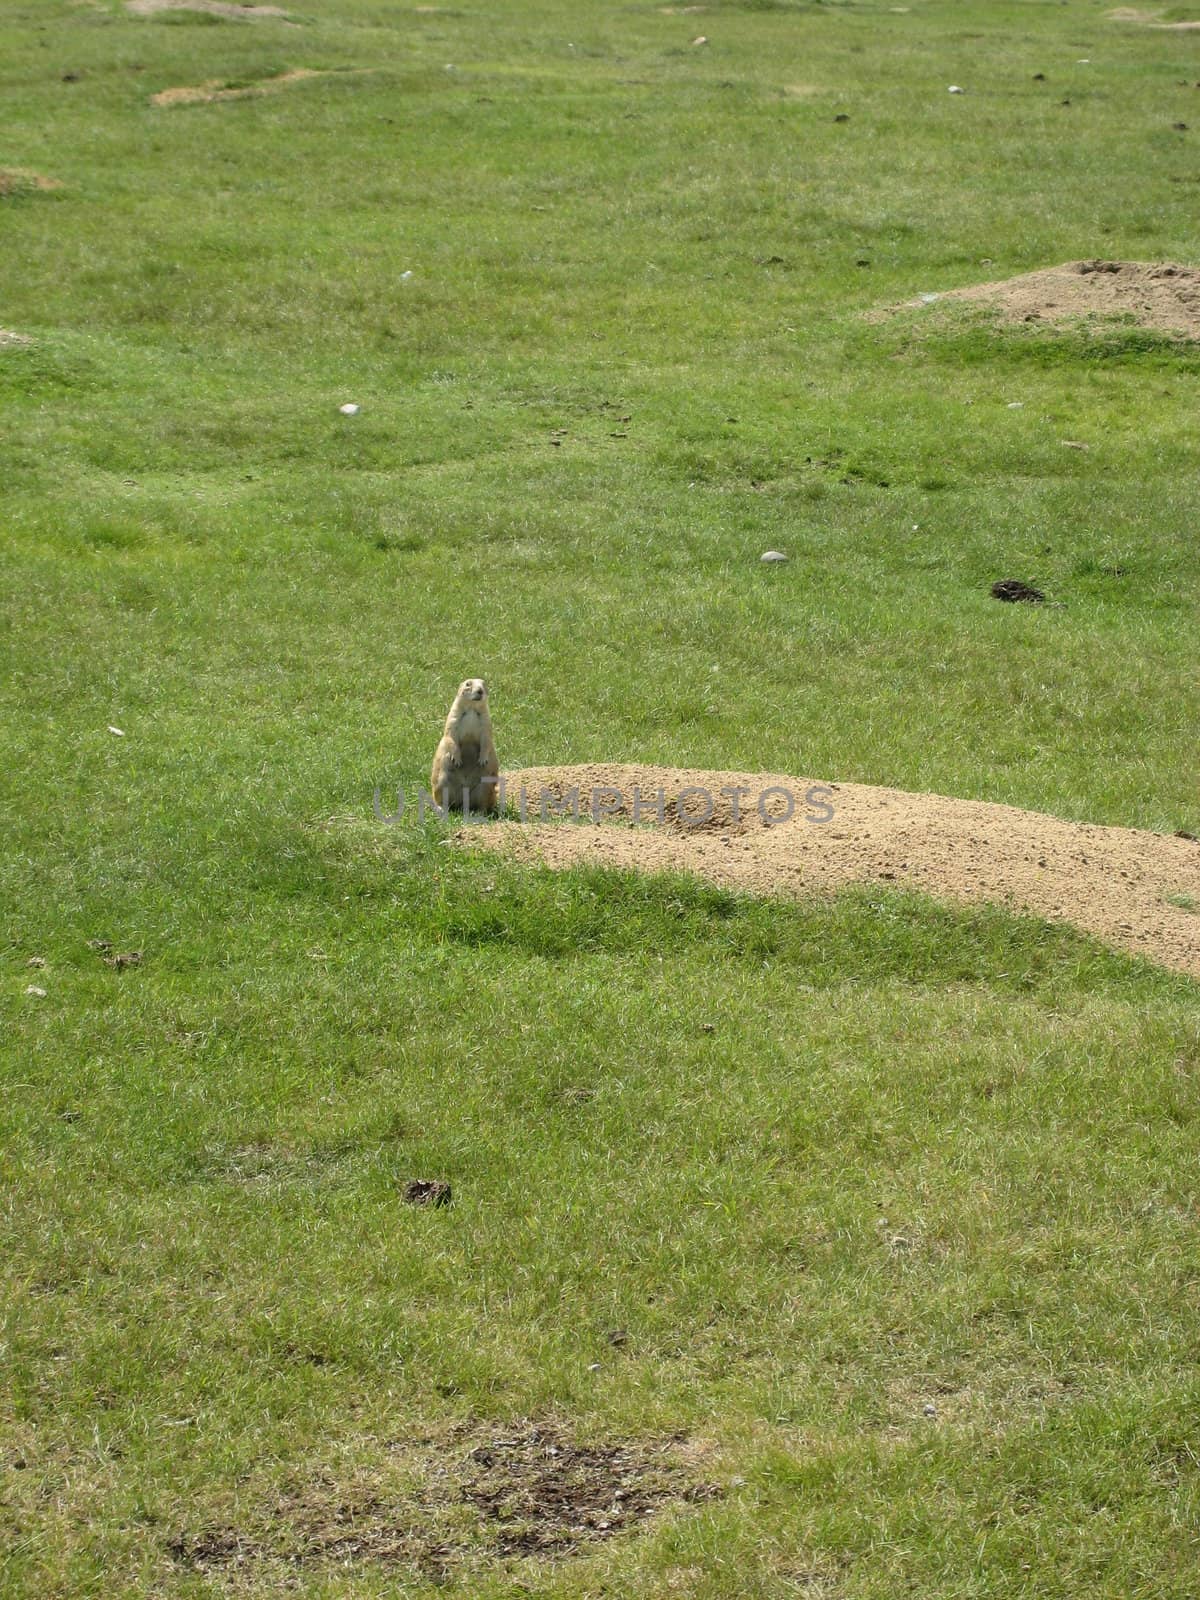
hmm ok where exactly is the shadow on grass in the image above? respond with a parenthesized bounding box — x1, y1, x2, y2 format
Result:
(307, 828, 1189, 1000)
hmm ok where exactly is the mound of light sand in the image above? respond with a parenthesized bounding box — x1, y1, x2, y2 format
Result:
(0, 330, 32, 348)
(459, 765, 1200, 980)
(891, 260, 1200, 340)
(150, 69, 320, 106)
(127, 0, 293, 18)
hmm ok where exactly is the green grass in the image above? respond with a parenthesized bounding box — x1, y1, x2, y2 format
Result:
(2, 1, 1199, 1595)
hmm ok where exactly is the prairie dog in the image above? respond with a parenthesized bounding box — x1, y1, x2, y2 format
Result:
(430, 678, 500, 814)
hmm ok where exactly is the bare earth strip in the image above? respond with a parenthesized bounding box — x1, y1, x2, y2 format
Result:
(0, 169, 63, 194)
(151, 69, 320, 105)
(460, 764, 1200, 980)
(1109, 7, 1200, 30)
(126, 1, 293, 19)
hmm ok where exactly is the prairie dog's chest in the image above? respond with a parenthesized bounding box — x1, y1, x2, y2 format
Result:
(451, 705, 490, 762)
(453, 705, 487, 744)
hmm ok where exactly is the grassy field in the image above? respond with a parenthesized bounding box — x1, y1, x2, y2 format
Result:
(3, 0, 1200, 1594)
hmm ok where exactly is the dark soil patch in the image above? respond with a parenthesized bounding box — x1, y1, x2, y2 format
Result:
(460, 1423, 719, 1557)
(991, 578, 1045, 604)
(165, 1421, 719, 1576)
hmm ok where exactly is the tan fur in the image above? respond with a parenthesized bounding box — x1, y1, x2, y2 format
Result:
(430, 678, 500, 814)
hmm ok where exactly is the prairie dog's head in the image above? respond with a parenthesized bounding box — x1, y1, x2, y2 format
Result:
(453, 677, 489, 712)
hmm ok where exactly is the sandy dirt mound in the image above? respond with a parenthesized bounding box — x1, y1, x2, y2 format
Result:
(127, 0, 293, 18)
(151, 68, 320, 105)
(892, 260, 1200, 340)
(460, 765, 1200, 980)
(1110, 7, 1200, 29)
(0, 330, 32, 348)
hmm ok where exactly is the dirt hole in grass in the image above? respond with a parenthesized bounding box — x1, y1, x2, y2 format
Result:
(881, 260, 1200, 339)
(166, 1422, 719, 1576)
(990, 578, 1045, 604)
(150, 68, 321, 105)
(126, 0, 295, 19)
(461, 764, 1200, 980)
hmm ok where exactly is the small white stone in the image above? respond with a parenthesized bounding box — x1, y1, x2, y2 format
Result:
(400, 270, 413, 280)
(25, 985, 47, 998)
(107, 725, 125, 736)
(760, 550, 789, 563)
(919, 292, 940, 303)
(1007, 401, 1024, 409)
(922, 1402, 938, 1418)
(339, 403, 360, 415)
(948, 84, 964, 94)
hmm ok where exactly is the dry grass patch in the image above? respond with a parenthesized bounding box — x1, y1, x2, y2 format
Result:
(0, 169, 63, 196)
(166, 1421, 721, 1578)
